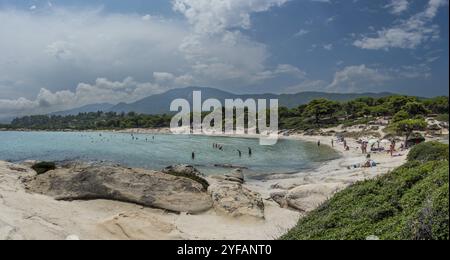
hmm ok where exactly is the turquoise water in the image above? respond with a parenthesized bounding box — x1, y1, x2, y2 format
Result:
(0, 131, 339, 177)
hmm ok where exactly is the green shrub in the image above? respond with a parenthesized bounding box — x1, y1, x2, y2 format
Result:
(281, 160, 449, 240)
(407, 142, 449, 162)
(31, 161, 56, 175)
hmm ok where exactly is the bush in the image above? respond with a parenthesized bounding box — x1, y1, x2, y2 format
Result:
(281, 160, 449, 240)
(407, 142, 449, 162)
(31, 161, 56, 175)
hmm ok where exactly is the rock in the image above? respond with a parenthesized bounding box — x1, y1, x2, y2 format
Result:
(21, 160, 38, 168)
(162, 164, 209, 190)
(208, 181, 264, 219)
(270, 191, 288, 208)
(224, 169, 245, 184)
(285, 183, 344, 212)
(24, 165, 213, 214)
(162, 164, 203, 177)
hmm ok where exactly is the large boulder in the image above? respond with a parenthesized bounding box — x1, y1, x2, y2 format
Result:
(24, 165, 213, 214)
(271, 183, 345, 212)
(208, 181, 264, 219)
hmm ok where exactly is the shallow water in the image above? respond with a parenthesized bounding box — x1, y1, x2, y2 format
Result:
(0, 131, 339, 177)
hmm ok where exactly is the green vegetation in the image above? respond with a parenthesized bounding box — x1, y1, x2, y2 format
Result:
(31, 161, 56, 175)
(8, 112, 173, 130)
(407, 141, 449, 162)
(282, 142, 449, 240)
(391, 119, 428, 146)
(3, 95, 448, 131)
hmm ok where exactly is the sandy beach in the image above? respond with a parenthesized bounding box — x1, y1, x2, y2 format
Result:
(0, 127, 422, 240)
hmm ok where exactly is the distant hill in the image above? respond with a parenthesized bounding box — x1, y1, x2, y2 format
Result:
(52, 87, 396, 115)
(108, 87, 395, 114)
(50, 103, 114, 116)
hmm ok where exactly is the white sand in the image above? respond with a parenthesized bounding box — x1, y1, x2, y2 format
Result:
(0, 128, 411, 240)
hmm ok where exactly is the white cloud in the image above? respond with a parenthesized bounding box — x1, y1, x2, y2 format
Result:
(327, 65, 391, 92)
(0, 2, 300, 119)
(0, 77, 165, 119)
(323, 43, 334, 50)
(172, 0, 289, 34)
(354, 0, 447, 50)
(294, 29, 309, 37)
(386, 0, 409, 15)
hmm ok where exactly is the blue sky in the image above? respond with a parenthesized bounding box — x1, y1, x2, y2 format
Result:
(0, 0, 448, 118)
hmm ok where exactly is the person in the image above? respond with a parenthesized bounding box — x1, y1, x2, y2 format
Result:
(248, 147, 252, 157)
(237, 149, 242, 157)
(192, 151, 195, 160)
(317, 140, 321, 147)
(331, 139, 334, 147)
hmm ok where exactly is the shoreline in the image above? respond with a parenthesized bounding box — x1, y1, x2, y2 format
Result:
(0, 127, 436, 240)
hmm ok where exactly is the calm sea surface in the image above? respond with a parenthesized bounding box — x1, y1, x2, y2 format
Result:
(0, 131, 340, 177)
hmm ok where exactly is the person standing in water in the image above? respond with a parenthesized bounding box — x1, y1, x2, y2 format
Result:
(192, 151, 195, 160)
(237, 149, 242, 158)
(317, 140, 321, 147)
(248, 147, 252, 157)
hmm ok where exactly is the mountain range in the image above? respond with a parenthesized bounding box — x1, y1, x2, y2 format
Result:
(51, 86, 396, 116)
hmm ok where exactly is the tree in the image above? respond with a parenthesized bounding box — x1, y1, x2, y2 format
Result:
(423, 96, 449, 114)
(369, 105, 390, 117)
(392, 110, 410, 122)
(393, 119, 427, 146)
(344, 101, 370, 119)
(387, 96, 417, 113)
(401, 102, 430, 116)
(303, 99, 341, 124)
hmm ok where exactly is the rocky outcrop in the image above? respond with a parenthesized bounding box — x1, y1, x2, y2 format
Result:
(162, 164, 203, 177)
(271, 183, 345, 212)
(208, 180, 265, 219)
(24, 165, 213, 213)
(224, 169, 245, 184)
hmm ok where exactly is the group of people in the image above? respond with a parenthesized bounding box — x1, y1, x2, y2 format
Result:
(131, 134, 154, 142)
(192, 144, 253, 160)
(213, 143, 224, 151)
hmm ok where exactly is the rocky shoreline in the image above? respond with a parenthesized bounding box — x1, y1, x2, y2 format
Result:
(0, 128, 425, 240)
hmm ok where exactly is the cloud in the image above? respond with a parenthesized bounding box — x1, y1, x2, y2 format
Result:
(386, 0, 409, 15)
(327, 65, 391, 92)
(172, 0, 289, 34)
(323, 44, 334, 50)
(354, 0, 447, 50)
(294, 29, 309, 37)
(0, 77, 165, 119)
(0, 2, 303, 119)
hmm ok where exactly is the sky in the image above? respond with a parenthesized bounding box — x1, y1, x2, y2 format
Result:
(0, 0, 448, 119)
